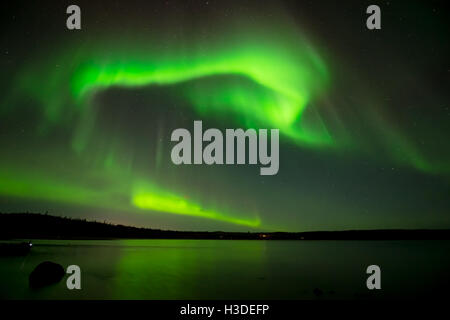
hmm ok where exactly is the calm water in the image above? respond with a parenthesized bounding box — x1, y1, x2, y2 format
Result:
(0, 239, 449, 300)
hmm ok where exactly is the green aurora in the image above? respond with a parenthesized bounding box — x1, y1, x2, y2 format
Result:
(3, 13, 331, 229)
(1, 1, 449, 230)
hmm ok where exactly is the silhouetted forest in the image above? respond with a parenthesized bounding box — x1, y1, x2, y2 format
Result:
(1, 212, 450, 240)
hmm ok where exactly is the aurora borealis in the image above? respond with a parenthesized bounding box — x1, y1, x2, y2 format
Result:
(1, 0, 449, 231)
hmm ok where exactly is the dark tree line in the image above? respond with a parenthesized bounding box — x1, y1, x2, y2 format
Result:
(1, 212, 449, 240)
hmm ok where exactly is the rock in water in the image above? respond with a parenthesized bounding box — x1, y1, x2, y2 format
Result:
(29, 261, 65, 288)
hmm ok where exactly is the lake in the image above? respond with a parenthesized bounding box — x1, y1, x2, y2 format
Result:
(0, 239, 449, 299)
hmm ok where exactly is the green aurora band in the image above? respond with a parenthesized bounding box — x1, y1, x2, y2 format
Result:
(3, 21, 330, 228)
(1, 13, 447, 229)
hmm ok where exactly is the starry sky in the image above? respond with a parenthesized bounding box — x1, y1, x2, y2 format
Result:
(0, 0, 449, 231)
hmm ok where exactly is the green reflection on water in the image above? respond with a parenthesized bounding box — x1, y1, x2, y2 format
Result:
(111, 240, 268, 299)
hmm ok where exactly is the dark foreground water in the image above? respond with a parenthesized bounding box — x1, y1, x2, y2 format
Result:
(0, 239, 449, 300)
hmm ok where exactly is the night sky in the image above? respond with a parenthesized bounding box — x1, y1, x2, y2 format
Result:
(1, 0, 449, 231)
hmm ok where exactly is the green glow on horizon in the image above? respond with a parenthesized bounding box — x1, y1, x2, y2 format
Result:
(132, 192, 260, 228)
(0, 165, 261, 228)
(131, 180, 261, 228)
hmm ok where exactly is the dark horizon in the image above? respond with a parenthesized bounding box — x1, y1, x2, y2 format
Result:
(2, 212, 450, 241)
